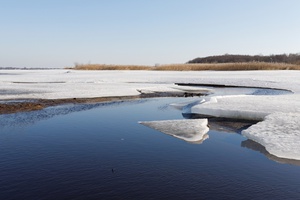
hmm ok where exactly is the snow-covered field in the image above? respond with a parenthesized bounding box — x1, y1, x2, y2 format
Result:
(1, 69, 300, 160)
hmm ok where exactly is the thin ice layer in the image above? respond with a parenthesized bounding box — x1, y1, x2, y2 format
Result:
(242, 112, 300, 160)
(139, 119, 209, 144)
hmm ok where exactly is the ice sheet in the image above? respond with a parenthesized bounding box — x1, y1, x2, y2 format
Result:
(190, 94, 300, 121)
(242, 113, 300, 160)
(139, 119, 209, 144)
(186, 95, 300, 159)
(1, 70, 300, 100)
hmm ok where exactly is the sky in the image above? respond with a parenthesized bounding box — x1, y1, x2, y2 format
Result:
(1, 0, 300, 68)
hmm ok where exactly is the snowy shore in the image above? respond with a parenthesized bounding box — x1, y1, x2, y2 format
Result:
(1, 69, 300, 160)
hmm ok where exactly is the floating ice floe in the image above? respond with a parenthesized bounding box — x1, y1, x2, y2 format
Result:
(139, 119, 209, 144)
(242, 112, 300, 160)
(179, 94, 300, 160)
(190, 94, 300, 121)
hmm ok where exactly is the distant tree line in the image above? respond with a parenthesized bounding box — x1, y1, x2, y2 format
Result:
(188, 54, 300, 64)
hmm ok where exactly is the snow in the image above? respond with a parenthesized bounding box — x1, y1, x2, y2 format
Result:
(242, 113, 300, 160)
(139, 119, 209, 144)
(1, 70, 299, 100)
(190, 94, 300, 121)
(1, 69, 300, 160)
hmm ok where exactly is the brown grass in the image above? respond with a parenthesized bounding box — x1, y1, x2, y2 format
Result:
(71, 62, 300, 71)
(73, 64, 152, 70)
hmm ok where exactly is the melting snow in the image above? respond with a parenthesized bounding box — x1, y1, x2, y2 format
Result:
(1, 69, 300, 160)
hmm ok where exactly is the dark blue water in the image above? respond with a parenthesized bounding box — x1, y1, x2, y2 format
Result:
(0, 98, 300, 200)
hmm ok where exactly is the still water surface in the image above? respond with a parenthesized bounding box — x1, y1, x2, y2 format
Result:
(1, 98, 300, 199)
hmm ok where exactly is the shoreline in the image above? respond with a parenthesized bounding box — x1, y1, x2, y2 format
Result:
(0, 91, 201, 115)
(0, 96, 139, 115)
(0, 82, 293, 115)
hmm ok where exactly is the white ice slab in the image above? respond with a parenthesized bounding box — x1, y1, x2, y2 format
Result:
(190, 94, 300, 121)
(139, 119, 209, 144)
(242, 112, 300, 160)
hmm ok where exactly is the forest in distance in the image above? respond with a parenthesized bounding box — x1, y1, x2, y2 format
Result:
(188, 53, 300, 64)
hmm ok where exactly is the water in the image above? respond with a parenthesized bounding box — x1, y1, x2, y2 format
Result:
(1, 98, 300, 200)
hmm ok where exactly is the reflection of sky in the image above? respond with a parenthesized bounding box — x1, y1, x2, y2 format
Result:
(0, 96, 299, 168)
(0, 99, 147, 128)
(0, 98, 183, 128)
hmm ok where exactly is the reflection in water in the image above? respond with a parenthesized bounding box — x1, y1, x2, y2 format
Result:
(2, 95, 299, 166)
(139, 119, 209, 144)
(242, 139, 300, 166)
(0, 99, 149, 128)
(1, 95, 300, 199)
(183, 113, 257, 134)
(183, 113, 300, 165)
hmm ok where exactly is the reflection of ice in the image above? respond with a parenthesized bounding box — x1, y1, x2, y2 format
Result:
(241, 139, 300, 166)
(139, 119, 209, 144)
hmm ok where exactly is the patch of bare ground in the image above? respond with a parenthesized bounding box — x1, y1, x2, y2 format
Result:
(0, 103, 44, 114)
(0, 96, 138, 115)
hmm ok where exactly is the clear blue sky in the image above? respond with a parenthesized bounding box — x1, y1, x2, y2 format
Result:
(1, 0, 300, 68)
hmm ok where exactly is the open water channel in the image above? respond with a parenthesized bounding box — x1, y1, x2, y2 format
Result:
(1, 97, 300, 199)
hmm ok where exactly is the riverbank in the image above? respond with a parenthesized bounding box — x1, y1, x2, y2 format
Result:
(1, 69, 300, 160)
(0, 91, 197, 114)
